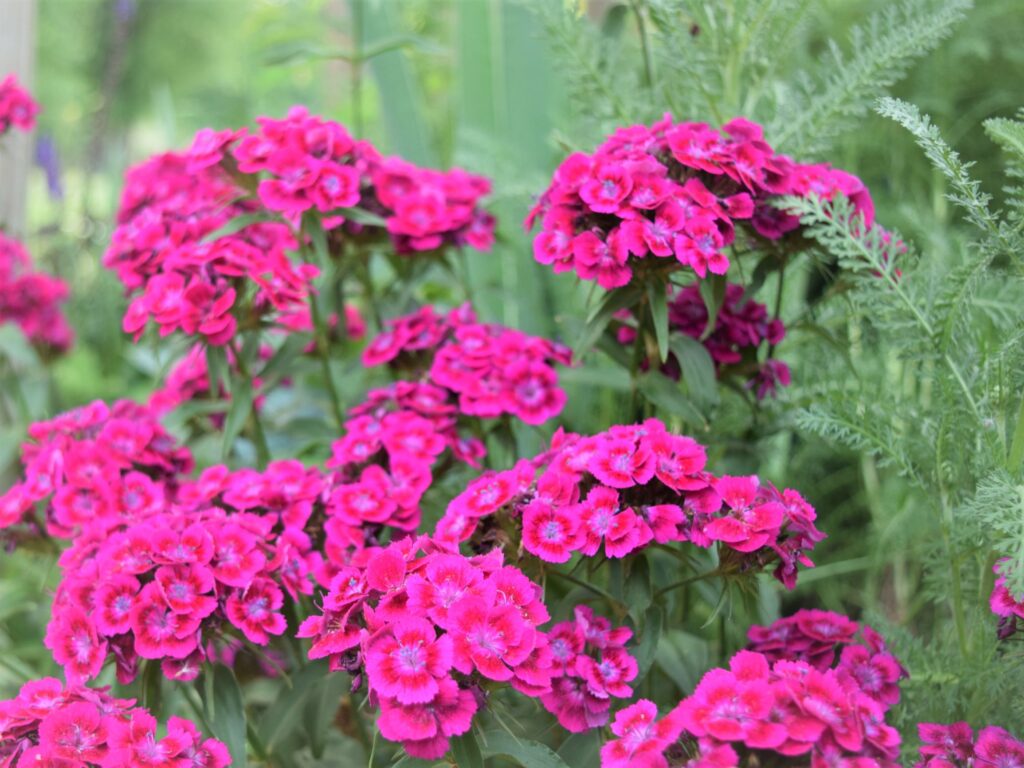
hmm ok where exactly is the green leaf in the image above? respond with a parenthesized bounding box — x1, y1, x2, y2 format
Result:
(576, 285, 642, 358)
(698, 274, 727, 340)
(600, 3, 629, 39)
(637, 371, 707, 428)
(306, 664, 350, 758)
(556, 730, 601, 768)
(450, 730, 484, 768)
(669, 336, 719, 408)
(202, 665, 249, 768)
(258, 333, 311, 388)
(625, 554, 652, 623)
(632, 605, 664, 684)
(985, 115, 1024, 163)
(646, 282, 669, 363)
(323, 206, 388, 227)
(481, 731, 570, 768)
(200, 212, 279, 243)
(221, 375, 253, 461)
(257, 660, 330, 755)
(205, 345, 228, 394)
(302, 212, 331, 265)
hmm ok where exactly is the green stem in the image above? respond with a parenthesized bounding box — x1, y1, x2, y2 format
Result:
(351, 0, 365, 137)
(230, 340, 271, 469)
(1008, 396, 1024, 471)
(653, 568, 719, 600)
(631, 0, 654, 90)
(309, 289, 346, 429)
(548, 567, 623, 609)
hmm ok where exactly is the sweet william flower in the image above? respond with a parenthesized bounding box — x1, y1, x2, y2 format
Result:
(599, 699, 685, 768)
(364, 619, 454, 704)
(224, 578, 288, 644)
(448, 596, 534, 681)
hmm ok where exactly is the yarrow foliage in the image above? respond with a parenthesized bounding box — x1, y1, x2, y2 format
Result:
(362, 303, 572, 426)
(526, 114, 876, 287)
(0, 74, 37, 134)
(0, 676, 228, 767)
(0, 232, 73, 353)
(439, 418, 823, 588)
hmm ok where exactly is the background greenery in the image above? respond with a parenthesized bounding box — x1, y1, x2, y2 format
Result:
(5, 0, 1024, 756)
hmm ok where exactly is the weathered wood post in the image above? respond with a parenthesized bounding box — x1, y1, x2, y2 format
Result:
(0, 0, 38, 237)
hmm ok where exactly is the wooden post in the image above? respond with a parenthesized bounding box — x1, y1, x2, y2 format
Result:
(0, 0, 38, 238)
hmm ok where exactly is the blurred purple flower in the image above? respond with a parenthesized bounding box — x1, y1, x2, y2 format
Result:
(34, 134, 63, 200)
(115, 0, 137, 23)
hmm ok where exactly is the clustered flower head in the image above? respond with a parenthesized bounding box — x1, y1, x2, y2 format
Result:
(917, 722, 1024, 768)
(45, 457, 336, 683)
(362, 303, 572, 426)
(541, 606, 637, 733)
(0, 74, 37, 134)
(616, 282, 790, 400)
(0, 676, 229, 767)
(526, 114, 876, 288)
(667, 647, 903, 768)
(210, 106, 495, 253)
(747, 610, 907, 709)
(298, 537, 630, 759)
(107, 148, 314, 345)
(0, 400, 191, 542)
(438, 419, 823, 589)
(321, 380, 493, 567)
(989, 558, 1024, 640)
(0, 232, 73, 353)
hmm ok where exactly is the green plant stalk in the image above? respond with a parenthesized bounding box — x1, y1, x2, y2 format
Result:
(631, 0, 654, 90)
(653, 568, 720, 600)
(308, 289, 346, 429)
(230, 340, 271, 469)
(351, 0, 365, 137)
(1006, 394, 1024, 470)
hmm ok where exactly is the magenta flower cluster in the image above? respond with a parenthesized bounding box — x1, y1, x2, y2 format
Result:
(199, 106, 495, 252)
(541, 606, 637, 733)
(598, 610, 907, 768)
(297, 535, 637, 759)
(0, 74, 37, 134)
(108, 149, 312, 345)
(108, 107, 494, 348)
(362, 303, 572, 426)
(746, 609, 907, 708)
(526, 114, 875, 288)
(0, 232, 73, 353)
(0, 677, 228, 768)
(439, 418, 823, 588)
(917, 722, 1024, 768)
(0, 400, 191, 539)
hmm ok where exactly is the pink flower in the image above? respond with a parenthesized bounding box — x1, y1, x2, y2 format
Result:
(588, 436, 655, 489)
(600, 700, 685, 768)
(449, 597, 534, 681)
(129, 583, 201, 660)
(576, 647, 638, 699)
(521, 500, 580, 563)
(703, 476, 784, 552)
(37, 701, 106, 762)
(364, 619, 453, 704)
(580, 162, 634, 213)
(376, 677, 477, 760)
(225, 578, 288, 644)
